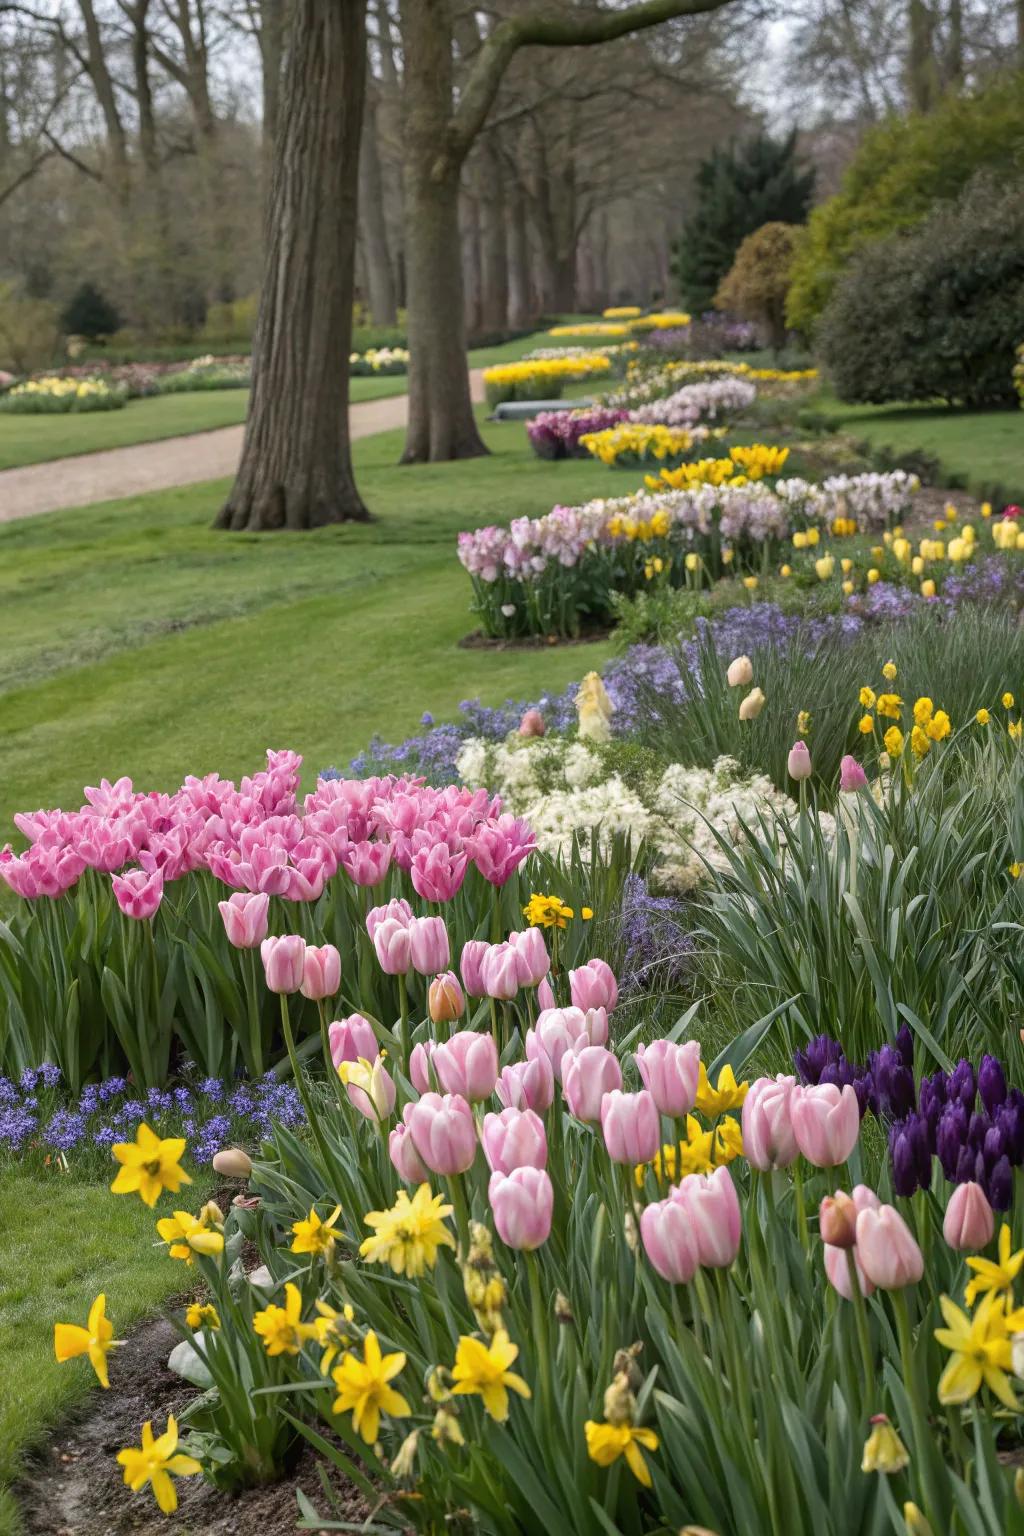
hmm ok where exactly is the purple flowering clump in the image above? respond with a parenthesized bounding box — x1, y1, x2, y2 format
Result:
(0, 1105, 37, 1150)
(43, 1108, 87, 1153)
(527, 406, 628, 461)
(614, 874, 692, 999)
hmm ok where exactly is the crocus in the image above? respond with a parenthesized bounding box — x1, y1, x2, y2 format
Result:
(112, 867, 164, 920)
(389, 1123, 430, 1184)
(405, 1092, 477, 1176)
(338, 1054, 396, 1121)
(260, 934, 306, 994)
(488, 1168, 553, 1250)
(569, 958, 617, 1013)
(839, 754, 867, 792)
(408, 916, 450, 977)
(788, 740, 812, 782)
(738, 687, 765, 721)
(372, 917, 412, 975)
(671, 1167, 741, 1268)
(328, 1014, 378, 1068)
(482, 1108, 548, 1173)
(600, 1090, 660, 1166)
(855, 1204, 924, 1289)
(635, 1039, 700, 1118)
(300, 943, 341, 1001)
(460, 939, 489, 998)
(562, 1046, 622, 1123)
(742, 1074, 798, 1171)
(943, 1181, 994, 1252)
(218, 892, 270, 949)
(726, 655, 753, 688)
(480, 942, 520, 1000)
(428, 971, 465, 1025)
(791, 1083, 860, 1167)
(432, 1030, 499, 1102)
(495, 1055, 554, 1113)
(526, 1007, 588, 1081)
(640, 1197, 701, 1284)
(507, 927, 549, 988)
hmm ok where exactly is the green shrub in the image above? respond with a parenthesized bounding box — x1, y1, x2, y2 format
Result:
(0, 282, 61, 374)
(818, 174, 1024, 408)
(61, 281, 121, 341)
(787, 72, 1024, 335)
(200, 294, 259, 345)
(714, 222, 804, 352)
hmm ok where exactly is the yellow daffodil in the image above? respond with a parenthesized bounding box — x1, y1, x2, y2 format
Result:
(313, 1298, 355, 1375)
(522, 893, 574, 929)
(156, 1205, 224, 1264)
(867, 568, 880, 584)
(882, 661, 897, 681)
(713, 1115, 744, 1166)
(742, 575, 758, 591)
(291, 1205, 342, 1259)
(965, 1224, 1024, 1306)
(54, 1293, 122, 1388)
(451, 1329, 531, 1422)
(1012, 721, 1023, 744)
(859, 714, 875, 735)
(926, 710, 951, 741)
(331, 1330, 411, 1444)
(110, 1123, 190, 1207)
(585, 1419, 660, 1487)
(1003, 692, 1015, 709)
(116, 1415, 201, 1514)
(910, 726, 931, 759)
(253, 1282, 317, 1356)
(1010, 862, 1023, 879)
(935, 1292, 1019, 1409)
(780, 563, 792, 577)
(977, 708, 991, 725)
(884, 726, 905, 758)
(876, 693, 902, 720)
(861, 1414, 909, 1475)
(806, 527, 820, 547)
(184, 1302, 220, 1331)
(912, 697, 933, 726)
(360, 1184, 455, 1278)
(695, 1062, 748, 1116)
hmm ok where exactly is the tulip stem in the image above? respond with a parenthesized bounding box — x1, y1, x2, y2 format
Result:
(526, 1250, 554, 1441)
(446, 1173, 472, 1262)
(397, 971, 410, 1073)
(279, 993, 341, 1201)
(245, 947, 263, 1078)
(892, 1288, 944, 1534)
(845, 1249, 875, 1405)
(792, 1161, 809, 1252)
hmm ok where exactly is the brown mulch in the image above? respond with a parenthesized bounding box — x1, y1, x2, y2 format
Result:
(16, 1315, 369, 1536)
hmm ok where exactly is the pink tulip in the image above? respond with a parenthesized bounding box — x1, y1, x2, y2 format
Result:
(339, 840, 392, 887)
(482, 1107, 548, 1173)
(824, 1241, 875, 1300)
(467, 817, 536, 886)
(408, 915, 450, 977)
(428, 971, 465, 1025)
(824, 1181, 881, 1296)
(480, 942, 520, 1000)
(742, 1074, 799, 1171)
(788, 740, 812, 781)
(405, 1092, 477, 1175)
(218, 891, 270, 949)
(300, 943, 341, 1001)
(562, 1045, 622, 1123)
(839, 754, 868, 792)
(855, 1204, 924, 1289)
(791, 1083, 861, 1167)
(519, 709, 545, 737)
(526, 1007, 588, 1081)
(819, 1191, 858, 1248)
(537, 977, 555, 1011)
(488, 1168, 553, 1250)
(600, 1089, 660, 1166)
(943, 1181, 995, 1252)
(671, 1167, 741, 1268)
(495, 1055, 554, 1113)
(433, 1030, 499, 1102)
(635, 1039, 700, 1118)
(372, 916, 412, 975)
(581, 1007, 609, 1047)
(460, 939, 489, 999)
(640, 1197, 701, 1284)
(341, 1054, 396, 1121)
(409, 1040, 437, 1094)
(410, 844, 468, 903)
(328, 1014, 378, 1069)
(111, 867, 164, 920)
(366, 898, 412, 941)
(507, 927, 549, 987)
(389, 1122, 429, 1183)
(260, 934, 306, 993)
(569, 958, 618, 1013)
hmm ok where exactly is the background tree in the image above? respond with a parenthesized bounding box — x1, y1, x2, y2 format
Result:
(62, 278, 121, 337)
(714, 221, 802, 352)
(673, 130, 815, 312)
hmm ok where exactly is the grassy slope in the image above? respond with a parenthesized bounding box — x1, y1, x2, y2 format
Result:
(0, 1169, 212, 1536)
(811, 388, 1024, 502)
(0, 331, 566, 471)
(0, 412, 615, 829)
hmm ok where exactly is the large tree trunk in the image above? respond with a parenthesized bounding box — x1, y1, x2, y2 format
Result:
(358, 79, 397, 324)
(399, 0, 486, 464)
(460, 186, 482, 336)
(217, 1, 370, 531)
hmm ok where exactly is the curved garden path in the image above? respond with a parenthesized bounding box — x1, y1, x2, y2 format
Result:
(0, 369, 486, 522)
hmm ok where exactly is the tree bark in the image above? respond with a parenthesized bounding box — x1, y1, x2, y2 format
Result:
(505, 176, 532, 328)
(358, 77, 398, 324)
(460, 185, 482, 336)
(906, 0, 938, 113)
(217, 0, 370, 531)
(477, 136, 508, 333)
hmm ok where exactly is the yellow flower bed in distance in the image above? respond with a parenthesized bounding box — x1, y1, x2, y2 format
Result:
(603, 306, 642, 319)
(630, 311, 692, 331)
(483, 353, 612, 405)
(548, 323, 630, 338)
(579, 422, 695, 466)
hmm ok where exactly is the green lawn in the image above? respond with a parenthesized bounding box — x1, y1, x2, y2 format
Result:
(0, 1168, 213, 1536)
(0, 331, 567, 472)
(810, 389, 1024, 504)
(0, 412, 615, 831)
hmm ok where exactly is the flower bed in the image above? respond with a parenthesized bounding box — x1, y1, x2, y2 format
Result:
(155, 356, 252, 392)
(526, 406, 629, 460)
(629, 376, 758, 426)
(350, 346, 410, 376)
(483, 355, 611, 406)
(0, 375, 127, 413)
(577, 422, 713, 468)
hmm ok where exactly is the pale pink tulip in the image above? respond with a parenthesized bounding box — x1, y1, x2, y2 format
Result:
(408, 915, 450, 977)
(218, 891, 270, 949)
(569, 958, 618, 1013)
(855, 1204, 924, 1289)
(405, 1092, 477, 1175)
(640, 1197, 701, 1284)
(943, 1181, 995, 1252)
(432, 1030, 499, 1102)
(600, 1089, 660, 1165)
(791, 1083, 860, 1167)
(635, 1039, 700, 1118)
(328, 1014, 378, 1069)
(482, 1107, 548, 1173)
(260, 934, 306, 993)
(488, 1168, 553, 1250)
(495, 1055, 554, 1113)
(562, 1045, 622, 1123)
(300, 943, 341, 1001)
(742, 1074, 799, 1171)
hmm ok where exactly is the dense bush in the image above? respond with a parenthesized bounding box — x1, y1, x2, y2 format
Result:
(787, 73, 1024, 335)
(818, 175, 1024, 408)
(62, 281, 121, 341)
(0, 281, 61, 374)
(714, 222, 803, 353)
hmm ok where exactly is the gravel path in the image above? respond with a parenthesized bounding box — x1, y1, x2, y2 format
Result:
(0, 369, 486, 523)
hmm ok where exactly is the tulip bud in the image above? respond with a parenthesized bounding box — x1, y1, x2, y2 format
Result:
(855, 1204, 924, 1289)
(791, 1082, 860, 1166)
(904, 1503, 934, 1536)
(408, 915, 450, 977)
(819, 1191, 857, 1248)
(787, 740, 812, 781)
(389, 1122, 430, 1183)
(459, 939, 488, 998)
(328, 1013, 378, 1068)
(569, 958, 617, 1013)
(428, 971, 465, 1025)
(488, 1167, 553, 1250)
(726, 655, 754, 688)
(562, 1045, 622, 1123)
(299, 942, 341, 1001)
(670, 1166, 742, 1268)
(260, 934, 306, 994)
(212, 1147, 252, 1179)
(406, 1092, 477, 1175)
(482, 1107, 548, 1173)
(742, 1074, 798, 1170)
(432, 1030, 499, 1102)
(600, 1089, 660, 1165)
(635, 1038, 700, 1117)
(942, 1180, 994, 1251)
(738, 686, 766, 721)
(839, 754, 868, 792)
(218, 891, 270, 949)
